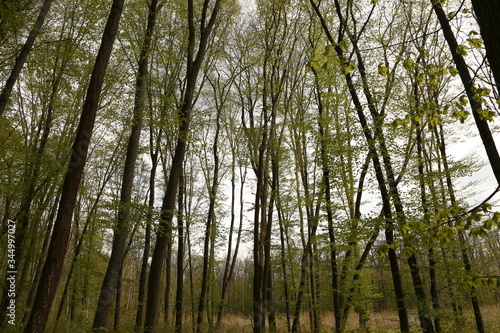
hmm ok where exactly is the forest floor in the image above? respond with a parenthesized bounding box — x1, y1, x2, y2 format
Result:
(213, 305, 500, 333)
(48, 304, 500, 332)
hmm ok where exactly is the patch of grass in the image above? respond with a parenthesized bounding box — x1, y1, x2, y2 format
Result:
(217, 305, 500, 333)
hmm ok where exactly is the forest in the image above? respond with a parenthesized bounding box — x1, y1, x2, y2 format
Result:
(1, 0, 500, 332)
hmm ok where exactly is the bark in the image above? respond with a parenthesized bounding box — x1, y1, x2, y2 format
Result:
(196, 115, 220, 332)
(135, 133, 159, 332)
(471, 0, 500, 93)
(291, 206, 320, 333)
(277, 197, 291, 332)
(164, 237, 173, 327)
(92, 1, 159, 329)
(23, 187, 61, 325)
(432, 1, 500, 184)
(23, 0, 125, 331)
(435, 123, 485, 333)
(313, 69, 340, 332)
(112, 216, 140, 331)
(174, 172, 185, 333)
(0, 0, 54, 117)
(215, 161, 246, 329)
(144, 1, 221, 330)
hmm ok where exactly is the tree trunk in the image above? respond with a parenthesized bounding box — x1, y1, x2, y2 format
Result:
(435, 124, 485, 333)
(174, 172, 185, 333)
(92, 1, 158, 329)
(135, 134, 159, 332)
(470, 0, 500, 93)
(23, 0, 125, 331)
(432, 1, 500, 184)
(144, 1, 221, 330)
(196, 104, 221, 333)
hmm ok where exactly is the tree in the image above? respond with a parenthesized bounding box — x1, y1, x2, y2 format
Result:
(92, 0, 160, 330)
(23, 0, 126, 331)
(144, 0, 222, 331)
(431, 0, 500, 185)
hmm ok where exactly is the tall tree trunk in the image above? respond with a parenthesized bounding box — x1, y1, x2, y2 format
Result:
(92, 1, 159, 329)
(144, 1, 221, 330)
(215, 138, 239, 329)
(470, 0, 500, 93)
(164, 240, 173, 327)
(308, 2, 411, 330)
(277, 194, 291, 332)
(313, 69, 341, 332)
(196, 107, 221, 333)
(0, 0, 54, 117)
(435, 123, 485, 333)
(24, 188, 61, 326)
(56, 144, 118, 325)
(432, 0, 500, 184)
(23, 0, 125, 331)
(135, 130, 160, 331)
(174, 172, 185, 333)
(264, 157, 278, 332)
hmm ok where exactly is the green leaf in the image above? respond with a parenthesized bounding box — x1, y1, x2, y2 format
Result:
(419, 47, 429, 58)
(377, 244, 389, 257)
(448, 66, 459, 77)
(456, 44, 469, 56)
(416, 74, 424, 86)
(467, 38, 482, 49)
(378, 64, 388, 77)
(341, 62, 356, 75)
(403, 58, 414, 71)
(324, 44, 335, 56)
(338, 40, 349, 51)
(459, 94, 468, 106)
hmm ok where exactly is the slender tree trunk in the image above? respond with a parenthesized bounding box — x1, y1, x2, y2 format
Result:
(277, 197, 291, 332)
(264, 157, 278, 332)
(24, 188, 60, 326)
(23, 1, 125, 331)
(215, 140, 237, 329)
(291, 213, 319, 333)
(435, 123, 485, 333)
(0, 0, 54, 117)
(313, 69, 341, 332)
(174, 172, 185, 333)
(92, 1, 158, 329)
(56, 149, 117, 325)
(164, 241, 173, 327)
(135, 133, 160, 331)
(308, 2, 411, 330)
(144, 1, 221, 330)
(196, 110, 221, 332)
(432, 0, 500, 185)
